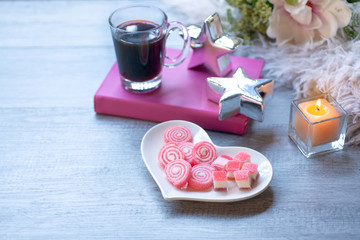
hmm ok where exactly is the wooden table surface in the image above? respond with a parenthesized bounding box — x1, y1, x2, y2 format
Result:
(1, 0, 359, 239)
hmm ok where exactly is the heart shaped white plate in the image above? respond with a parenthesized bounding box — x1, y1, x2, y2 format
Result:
(141, 120, 273, 202)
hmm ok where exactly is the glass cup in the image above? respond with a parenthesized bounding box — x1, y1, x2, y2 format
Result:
(288, 94, 348, 158)
(109, 5, 190, 93)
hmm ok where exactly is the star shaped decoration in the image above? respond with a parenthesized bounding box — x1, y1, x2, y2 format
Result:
(207, 67, 274, 121)
(187, 13, 242, 77)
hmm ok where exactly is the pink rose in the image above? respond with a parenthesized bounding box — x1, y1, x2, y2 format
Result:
(267, 0, 352, 47)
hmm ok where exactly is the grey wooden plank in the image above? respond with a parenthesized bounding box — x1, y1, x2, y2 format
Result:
(0, 47, 114, 107)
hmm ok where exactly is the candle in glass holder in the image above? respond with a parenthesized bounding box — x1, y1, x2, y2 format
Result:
(289, 94, 348, 158)
(294, 98, 340, 146)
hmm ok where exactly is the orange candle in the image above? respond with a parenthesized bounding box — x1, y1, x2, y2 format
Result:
(294, 98, 340, 146)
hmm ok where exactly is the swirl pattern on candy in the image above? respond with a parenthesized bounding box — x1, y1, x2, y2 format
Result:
(192, 141, 217, 165)
(158, 143, 185, 168)
(177, 142, 195, 165)
(188, 164, 215, 190)
(164, 125, 192, 143)
(164, 159, 192, 189)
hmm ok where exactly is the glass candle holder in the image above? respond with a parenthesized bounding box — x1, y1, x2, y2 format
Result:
(288, 94, 348, 158)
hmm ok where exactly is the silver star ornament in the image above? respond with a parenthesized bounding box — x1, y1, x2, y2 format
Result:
(207, 67, 274, 121)
(187, 13, 243, 76)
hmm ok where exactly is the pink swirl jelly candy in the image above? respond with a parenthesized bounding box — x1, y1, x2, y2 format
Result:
(164, 159, 192, 189)
(188, 164, 214, 190)
(177, 142, 195, 165)
(158, 143, 185, 168)
(192, 141, 217, 165)
(164, 125, 192, 143)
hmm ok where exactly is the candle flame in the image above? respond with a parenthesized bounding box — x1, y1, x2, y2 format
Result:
(315, 99, 321, 111)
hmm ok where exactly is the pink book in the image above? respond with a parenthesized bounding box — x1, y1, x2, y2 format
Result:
(94, 48, 264, 134)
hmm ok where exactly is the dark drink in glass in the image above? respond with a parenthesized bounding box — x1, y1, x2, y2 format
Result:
(109, 5, 190, 93)
(113, 20, 165, 82)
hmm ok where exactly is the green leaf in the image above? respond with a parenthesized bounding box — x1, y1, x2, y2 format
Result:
(227, 9, 234, 24)
(285, 0, 298, 6)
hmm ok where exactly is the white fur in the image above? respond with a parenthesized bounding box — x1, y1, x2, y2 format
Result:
(162, 0, 230, 25)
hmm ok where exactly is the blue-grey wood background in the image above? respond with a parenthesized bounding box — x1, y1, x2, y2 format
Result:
(0, 0, 359, 239)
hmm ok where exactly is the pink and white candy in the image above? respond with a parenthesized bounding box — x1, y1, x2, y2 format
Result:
(164, 125, 192, 143)
(212, 171, 227, 191)
(192, 141, 217, 165)
(233, 151, 251, 168)
(164, 159, 192, 189)
(211, 154, 232, 171)
(234, 170, 252, 189)
(158, 143, 185, 168)
(226, 160, 242, 180)
(242, 162, 259, 180)
(188, 164, 214, 190)
(178, 142, 195, 165)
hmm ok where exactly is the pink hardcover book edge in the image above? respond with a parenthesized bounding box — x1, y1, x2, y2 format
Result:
(94, 49, 264, 134)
